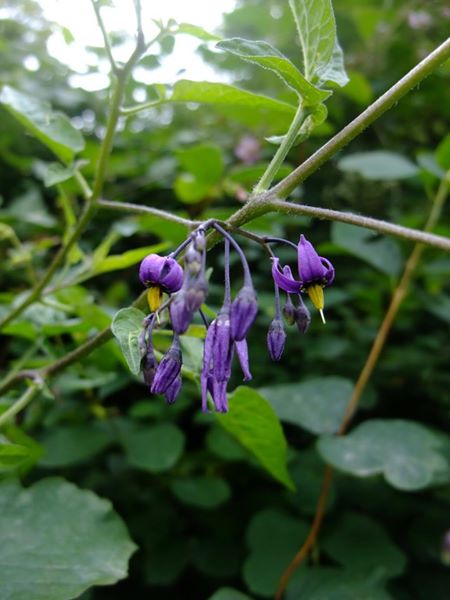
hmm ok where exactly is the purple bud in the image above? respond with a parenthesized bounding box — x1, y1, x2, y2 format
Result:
(170, 273, 208, 334)
(151, 335, 182, 394)
(235, 339, 252, 381)
(169, 291, 193, 335)
(230, 285, 258, 341)
(295, 297, 311, 334)
(139, 254, 183, 293)
(267, 319, 286, 361)
(283, 294, 296, 326)
(165, 375, 182, 405)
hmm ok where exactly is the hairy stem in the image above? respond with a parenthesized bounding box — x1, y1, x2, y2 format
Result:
(267, 36, 450, 200)
(97, 198, 199, 227)
(275, 171, 450, 599)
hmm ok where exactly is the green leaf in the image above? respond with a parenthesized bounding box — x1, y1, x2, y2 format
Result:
(244, 509, 309, 596)
(317, 419, 450, 491)
(39, 423, 115, 467)
(174, 174, 211, 203)
(170, 79, 296, 123)
(286, 567, 393, 600)
(174, 22, 220, 41)
(260, 377, 353, 434)
(316, 40, 349, 88)
(111, 307, 146, 375)
(331, 222, 402, 277)
(323, 512, 406, 579)
(216, 386, 295, 491)
(0, 477, 136, 600)
(179, 335, 204, 375)
(41, 162, 77, 187)
(338, 151, 419, 180)
(289, 0, 347, 86)
(121, 422, 185, 473)
(206, 425, 248, 461)
(0, 435, 30, 468)
(170, 476, 231, 509)
(217, 38, 330, 105)
(0, 86, 85, 162)
(208, 588, 253, 600)
(92, 242, 169, 276)
(176, 144, 225, 185)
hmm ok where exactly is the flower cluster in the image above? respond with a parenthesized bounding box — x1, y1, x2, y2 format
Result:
(138, 223, 334, 412)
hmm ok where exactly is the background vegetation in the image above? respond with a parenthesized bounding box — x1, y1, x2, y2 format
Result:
(0, 1, 449, 599)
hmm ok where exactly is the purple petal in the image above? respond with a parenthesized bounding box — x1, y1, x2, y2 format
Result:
(271, 258, 302, 294)
(267, 319, 286, 361)
(165, 375, 182, 404)
(320, 257, 335, 286)
(297, 235, 328, 285)
(235, 339, 252, 381)
(230, 286, 258, 341)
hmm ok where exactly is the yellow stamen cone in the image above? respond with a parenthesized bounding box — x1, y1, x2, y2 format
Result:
(147, 286, 162, 312)
(307, 284, 326, 324)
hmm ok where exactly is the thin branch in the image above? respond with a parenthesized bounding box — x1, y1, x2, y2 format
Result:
(269, 200, 450, 252)
(267, 36, 450, 200)
(90, 0, 119, 73)
(96, 198, 199, 227)
(0, 381, 43, 428)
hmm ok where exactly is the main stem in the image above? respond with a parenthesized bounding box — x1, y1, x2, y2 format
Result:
(253, 101, 306, 194)
(275, 171, 450, 599)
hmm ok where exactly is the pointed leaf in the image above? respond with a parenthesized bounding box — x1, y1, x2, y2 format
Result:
(0, 86, 85, 162)
(111, 307, 146, 375)
(216, 386, 295, 491)
(217, 38, 330, 105)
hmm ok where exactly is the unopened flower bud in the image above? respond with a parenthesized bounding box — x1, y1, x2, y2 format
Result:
(283, 294, 296, 326)
(230, 285, 258, 341)
(142, 346, 157, 387)
(212, 308, 233, 382)
(295, 298, 311, 334)
(267, 319, 286, 361)
(165, 375, 182, 405)
(151, 335, 182, 394)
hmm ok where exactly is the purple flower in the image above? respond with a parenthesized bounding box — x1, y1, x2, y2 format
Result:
(139, 254, 183, 293)
(267, 319, 286, 361)
(151, 335, 182, 394)
(230, 285, 258, 341)
(165, 375, 182, 405)
(272, 235, 334, 322)
(201, 305, 234, 412)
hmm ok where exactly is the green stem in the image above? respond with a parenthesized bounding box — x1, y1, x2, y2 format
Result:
(253, 101, 306, 195)
(96, 198, 199, 227)
(0, 382, 43, 428)
(267, 36, 450, 200)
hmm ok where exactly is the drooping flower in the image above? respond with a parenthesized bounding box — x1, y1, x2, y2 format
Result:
(151, 334, 182, 394)
(272, 234, 334, 322)
(139, 254, 184, 311)
(230, 285, 258, 341)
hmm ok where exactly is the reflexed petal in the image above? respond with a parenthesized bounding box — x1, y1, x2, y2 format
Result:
(320, 257, 335, 285)
(271, 258, 301, 294)
(235, 339, 252, 381)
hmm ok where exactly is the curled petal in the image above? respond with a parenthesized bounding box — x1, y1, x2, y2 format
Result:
(271, 258, 302, 294)
(139, 254, 183, 293)
(320, 257, 335, 286)
(235, 339, 252, 381)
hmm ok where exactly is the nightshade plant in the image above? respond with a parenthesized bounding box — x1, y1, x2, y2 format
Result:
(137, 227, 334, 411)
(0, 0, 450, 599)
